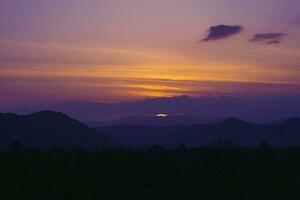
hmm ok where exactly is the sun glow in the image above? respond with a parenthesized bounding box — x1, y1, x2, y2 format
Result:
(156, 113, 169, 118)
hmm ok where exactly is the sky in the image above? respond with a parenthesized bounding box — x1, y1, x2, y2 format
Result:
(1, 0, 300, 108)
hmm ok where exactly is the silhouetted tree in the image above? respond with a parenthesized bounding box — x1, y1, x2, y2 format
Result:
(148, 144, 165, 152)
(177, 143, 188, 151)
(209, 139, 236, 148)
(258, 141, 270, 151)
(10, 142, 23, 154)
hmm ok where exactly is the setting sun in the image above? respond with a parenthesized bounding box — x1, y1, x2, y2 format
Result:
(155, 113, 169, 118)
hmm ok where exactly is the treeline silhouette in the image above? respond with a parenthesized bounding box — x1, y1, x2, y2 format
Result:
(1, 143, 300, 200)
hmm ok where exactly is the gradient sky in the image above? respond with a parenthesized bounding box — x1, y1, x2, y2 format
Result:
(1, 0, 300, 108)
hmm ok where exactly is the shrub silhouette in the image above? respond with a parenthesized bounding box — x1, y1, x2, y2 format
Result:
(0, 147, 299, 199)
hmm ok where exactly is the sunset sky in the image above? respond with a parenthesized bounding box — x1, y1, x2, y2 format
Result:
(1, 0, 300, 108)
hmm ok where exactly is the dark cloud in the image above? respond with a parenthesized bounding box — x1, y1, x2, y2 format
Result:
(202, 25, 243, 42)
(251, 33, 285, 44)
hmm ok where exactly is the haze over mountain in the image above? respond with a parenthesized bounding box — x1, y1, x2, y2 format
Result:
(85, 114, 221, 127)
(0, 111, 117, 149)
(97, 117, 300, 148)
(12, 95, 300, 124)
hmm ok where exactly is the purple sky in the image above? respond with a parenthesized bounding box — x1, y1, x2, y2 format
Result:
(0, 0, 300, 109)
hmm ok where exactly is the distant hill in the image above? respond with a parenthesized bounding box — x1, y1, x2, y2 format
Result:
(85, 114, 221, 127)
(14, 95, 300, 123)
(97, 117, 300, 148)
(0, 111, 117, 149)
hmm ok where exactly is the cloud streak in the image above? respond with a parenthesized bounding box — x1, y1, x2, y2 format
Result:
(251, 33, 285, 44)
(202, 25, 243, 42)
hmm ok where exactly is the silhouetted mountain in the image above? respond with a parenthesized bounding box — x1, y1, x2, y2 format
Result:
(220, 117, 250, 126)
(215, 117, 260, 134)
(280, 117, 300, 127)
(264, 117, 300, 146)
(97, 117, 300, 148)
(0, 111, 117, 149)
(2, 111, 300, 149)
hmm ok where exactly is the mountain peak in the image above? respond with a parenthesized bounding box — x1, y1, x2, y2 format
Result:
(218, 117, 256, 128)
(0, 111, 117, 149)
(26, 110, 79, 124)
(221, 117, 246, 124)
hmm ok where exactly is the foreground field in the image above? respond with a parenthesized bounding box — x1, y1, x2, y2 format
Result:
(0, 147, 300, 200)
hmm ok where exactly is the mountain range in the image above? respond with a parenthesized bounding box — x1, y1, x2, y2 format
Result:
(97, 117, 300, 148)
(12, 95, 300, 123)
(1, 110, 300, 149)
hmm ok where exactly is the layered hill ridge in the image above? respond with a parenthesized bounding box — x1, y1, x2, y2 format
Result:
(1, 110, 300, 148)
(97, 117, 300, 147)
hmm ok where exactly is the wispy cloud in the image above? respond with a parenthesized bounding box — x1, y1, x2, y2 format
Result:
(201, 25, 243, 42)
(250, 33, 285, 44)
(267, 40, 281, 45)
(0, 39, 186, 67)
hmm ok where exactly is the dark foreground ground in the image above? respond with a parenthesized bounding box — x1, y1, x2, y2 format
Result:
(1, 146, 300, 200)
